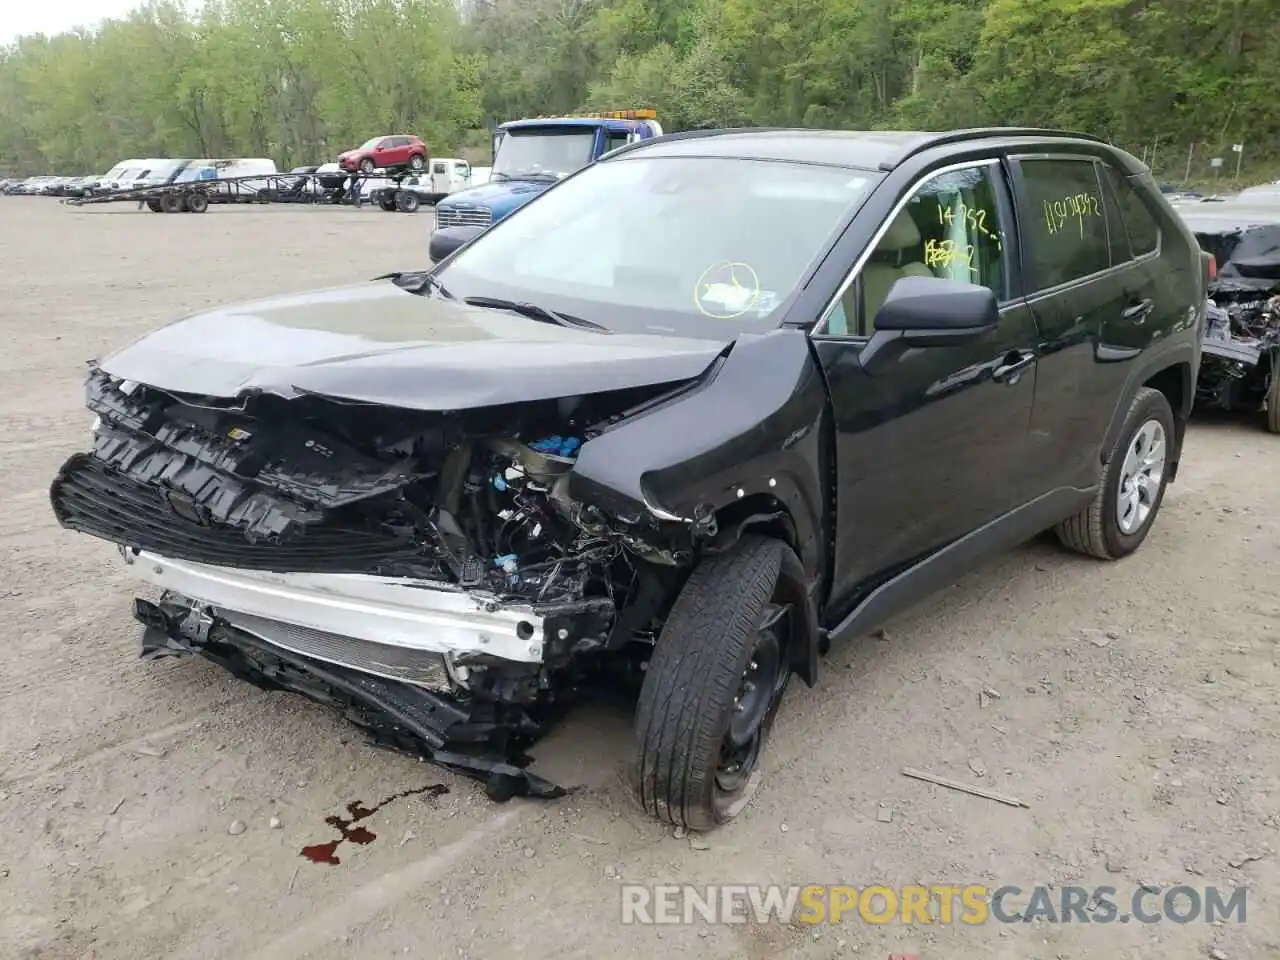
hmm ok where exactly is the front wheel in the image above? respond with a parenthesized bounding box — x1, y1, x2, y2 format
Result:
(1265, 358, 1280, 434)
(396, 190, 421, 213)
(1056, 386, 1175, 559)
(630, 535, 796, 831)
(359, 158, 375, 174)
(409, 153, 425, 171)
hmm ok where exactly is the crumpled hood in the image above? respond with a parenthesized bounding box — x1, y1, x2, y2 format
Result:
(96, 279, 728, 410)
(441, 179, 549, 208)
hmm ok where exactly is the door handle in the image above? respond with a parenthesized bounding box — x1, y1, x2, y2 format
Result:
(1121, 297, 1154, 323)
(992, 350, 1035, 384)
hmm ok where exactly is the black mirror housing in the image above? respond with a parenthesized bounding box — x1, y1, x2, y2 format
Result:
(874, 275, 1000, 341)
(429, 225, 486, 264)
(860, 276, 1000, 375)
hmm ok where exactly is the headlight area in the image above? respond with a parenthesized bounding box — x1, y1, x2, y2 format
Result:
(51, 365, 701, 802)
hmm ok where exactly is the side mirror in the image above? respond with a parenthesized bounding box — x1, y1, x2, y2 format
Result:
(429, 225, 486, 264)
(861, 276, 999, 373)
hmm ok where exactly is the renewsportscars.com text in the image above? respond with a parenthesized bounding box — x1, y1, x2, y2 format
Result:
(620, 884, 1249, 926)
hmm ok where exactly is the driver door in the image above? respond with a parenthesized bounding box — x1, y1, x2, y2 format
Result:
(810, 159, 1043, 613)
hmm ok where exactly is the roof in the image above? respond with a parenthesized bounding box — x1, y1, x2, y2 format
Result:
(499, 116, 651, 133)
(617, 127, 1111, 171)
(1171, 197, 1280, 232)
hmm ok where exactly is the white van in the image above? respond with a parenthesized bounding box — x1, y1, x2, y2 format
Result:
(424, 158, 473, 201)
(134, 158, 193, 189)
(101, 159, 148, 190)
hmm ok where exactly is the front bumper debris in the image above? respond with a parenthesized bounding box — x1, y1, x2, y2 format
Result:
(133, 593, 569, 801)
(122, 548, 547, 666)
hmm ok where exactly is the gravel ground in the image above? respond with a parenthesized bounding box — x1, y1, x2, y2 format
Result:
(1, 197, 1277, 960)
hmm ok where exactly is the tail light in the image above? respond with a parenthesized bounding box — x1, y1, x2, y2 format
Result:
(1207, 254, 1218, 279)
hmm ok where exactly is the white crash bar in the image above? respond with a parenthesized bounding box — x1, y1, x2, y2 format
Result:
(124, 550, 546, 663)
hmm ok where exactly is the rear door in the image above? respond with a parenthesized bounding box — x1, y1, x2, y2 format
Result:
(810, 158, 1042, 611)
(1008, 154, 1163, 492)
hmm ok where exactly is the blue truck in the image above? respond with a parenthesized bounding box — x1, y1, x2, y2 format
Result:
(431, 110, 664, 255)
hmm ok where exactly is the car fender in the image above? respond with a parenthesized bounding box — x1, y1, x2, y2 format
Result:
(1099, 330, 1199, 469)
(568, 329, 830, 584)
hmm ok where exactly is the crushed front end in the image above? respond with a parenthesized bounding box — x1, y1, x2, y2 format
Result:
(1193, 222, 1280, 417)
(50, 367, 695, 799)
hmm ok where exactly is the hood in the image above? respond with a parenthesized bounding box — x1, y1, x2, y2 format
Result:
(440, 179, 550, 209)
(96, 280, 728, 410)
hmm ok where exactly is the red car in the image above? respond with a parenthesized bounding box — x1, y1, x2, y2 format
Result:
(338, 135, 428, 174)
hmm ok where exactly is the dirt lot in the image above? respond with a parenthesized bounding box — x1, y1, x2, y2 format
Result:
(1, 197, 1277, 960)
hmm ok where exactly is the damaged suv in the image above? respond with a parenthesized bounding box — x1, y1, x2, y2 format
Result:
(51, 128, 1205, 830)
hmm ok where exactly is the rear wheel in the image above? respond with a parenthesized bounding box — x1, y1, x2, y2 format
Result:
(159, 192, 184, 214)
(1265, 357, 1280, 434)
(409, 153, 425, 171)
(1056, 386, 1175, 559)
(396, 190, 421, 213)
(186, 192, 209, 214)
(378, 193, 397, 212)
(630, 535, 795, 831)
(145, 199, 163, 213)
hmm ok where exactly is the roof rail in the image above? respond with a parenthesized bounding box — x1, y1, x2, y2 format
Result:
(887, 127, 1107, 169)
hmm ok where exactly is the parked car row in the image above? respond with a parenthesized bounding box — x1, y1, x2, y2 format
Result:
(2, 175, 95, 196)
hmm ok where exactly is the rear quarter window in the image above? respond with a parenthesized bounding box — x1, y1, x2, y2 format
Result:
(1019, 158, 1110, 290)
(1100, 164, 1160, 256)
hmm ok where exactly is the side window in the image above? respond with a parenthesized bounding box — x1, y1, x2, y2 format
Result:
(825, 162, 1009, 336)
(1019, 159, 1109, 290)
(606, 132, 630, 154)
(1100, 164, 1160, 256)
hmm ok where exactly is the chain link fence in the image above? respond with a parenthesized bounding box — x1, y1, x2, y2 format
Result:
(1113, 139, 1278, 190)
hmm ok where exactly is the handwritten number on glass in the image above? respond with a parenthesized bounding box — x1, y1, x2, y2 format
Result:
(1042, 192, 1101, 238)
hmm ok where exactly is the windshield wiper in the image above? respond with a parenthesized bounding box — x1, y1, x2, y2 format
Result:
(379, 270, 453, 299)
(489, 171, 512, 182)
(462, 296, 610, 332)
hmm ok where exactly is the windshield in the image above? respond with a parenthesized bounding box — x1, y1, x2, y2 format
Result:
(359, 137, 383, 150)
(100, 164, 126, 179)
(176, 163, 215, 182)
(437, 156, 880, 338)
(491, 127, 597, 180)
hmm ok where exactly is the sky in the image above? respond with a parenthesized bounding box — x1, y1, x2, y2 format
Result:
(4, 0, 165, 43)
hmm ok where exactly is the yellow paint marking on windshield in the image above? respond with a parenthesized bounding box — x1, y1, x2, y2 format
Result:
(1043, 192, 1101, 238)
(693, 260, 761, 319)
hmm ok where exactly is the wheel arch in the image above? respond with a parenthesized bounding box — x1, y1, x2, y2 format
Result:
(706, 498, 820, 688)
(1101, 343, 1196, 481)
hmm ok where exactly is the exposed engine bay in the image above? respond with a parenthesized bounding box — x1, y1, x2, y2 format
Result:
(1193, 222, 1280, 416)
(50, 365, 702, 797)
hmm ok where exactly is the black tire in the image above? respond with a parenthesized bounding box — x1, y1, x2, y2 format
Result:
(630, 535, 795, 831)
(159, 192, 184, 214)
(186, 192, 209, 214)
(409, 153, 425, 171)
(145, 199, 163, 213)
(397, 190, 421, 213)
(378, 194, 397, 212)
(1056, 386, 1175, 560)
(359, 157, 376, 174)
(1265, 359, 1280, 434)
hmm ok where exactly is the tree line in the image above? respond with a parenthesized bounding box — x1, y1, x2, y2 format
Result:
(0, 0, 1276, 177)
